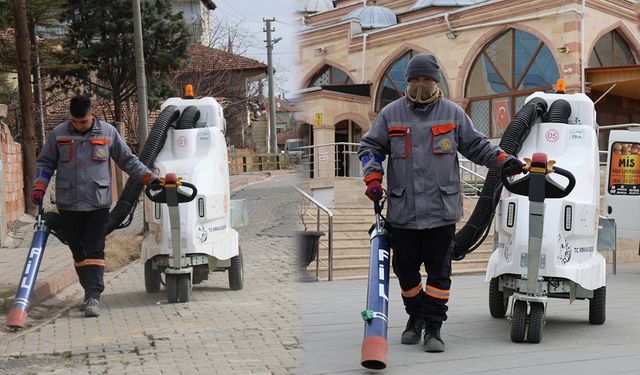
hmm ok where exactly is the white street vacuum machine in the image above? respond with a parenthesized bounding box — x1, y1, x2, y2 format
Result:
(454, 81, 606, 343)
(140, 87, 243, 303)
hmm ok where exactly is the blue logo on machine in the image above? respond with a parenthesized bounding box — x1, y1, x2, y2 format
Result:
(208, 225, 227, 233)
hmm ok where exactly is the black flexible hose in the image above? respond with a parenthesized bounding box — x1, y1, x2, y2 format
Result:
(453, 98, 547, 261)
(543, 99, 571, 123)
(105, 105, 180, 234)
(176, 105, 200, 129)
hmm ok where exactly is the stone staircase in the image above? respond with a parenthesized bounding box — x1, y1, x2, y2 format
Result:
(310, 201, 495, 280)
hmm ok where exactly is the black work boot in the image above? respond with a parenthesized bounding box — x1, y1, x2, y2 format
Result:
(423, 321, 445, 352)
(401, 315, 424, 345)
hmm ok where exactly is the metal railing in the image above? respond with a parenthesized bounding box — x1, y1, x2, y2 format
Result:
(298, 142, 362, 179)
(228, 152, 294, 174)
(459, 157, 487, 214)
(295, 186, 334, 281)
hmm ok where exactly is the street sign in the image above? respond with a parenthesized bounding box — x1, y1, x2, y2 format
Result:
(319, 152, 329, 162)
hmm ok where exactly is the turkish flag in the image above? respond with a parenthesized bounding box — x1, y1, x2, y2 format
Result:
(493, 98, 510, 129)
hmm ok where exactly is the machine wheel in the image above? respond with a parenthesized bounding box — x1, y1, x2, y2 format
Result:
(178, 274, 192, 303)
(589, 286, 606, 325)
(511, 300, 527, 343)
(144, 259, 161, 293)
(166, 274, 178, 303)
(489, 277, 508, 318)
(527, 302, 545, 343)
(229, 248, 244, 291)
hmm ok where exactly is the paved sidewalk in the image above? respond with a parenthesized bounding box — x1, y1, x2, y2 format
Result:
(0, 173, 299, 374)
(0, 172, 277, 319)
(299, 263, 640, 374)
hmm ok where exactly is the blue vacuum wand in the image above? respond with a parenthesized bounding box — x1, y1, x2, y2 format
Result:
(6, 204, 50, 330)
(360, 200, 391, 369)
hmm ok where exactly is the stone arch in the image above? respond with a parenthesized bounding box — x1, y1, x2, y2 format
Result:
(457, 24, 562, 103)
(587, 21, 640, 67)
(333, 112, 370, 130)
(299, 59, 359, 89)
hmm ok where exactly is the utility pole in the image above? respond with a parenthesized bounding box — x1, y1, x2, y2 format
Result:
(29, 20, 45, 153)
(132, 0, 148, 153)
(263, 18, 281, 153)
(11, 0, 37, 216)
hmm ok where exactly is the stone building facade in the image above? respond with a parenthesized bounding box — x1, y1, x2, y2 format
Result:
(297, 0, 640, 181)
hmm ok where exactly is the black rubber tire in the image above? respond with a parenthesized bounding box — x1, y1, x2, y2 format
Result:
(178, 274, 191, 303)
(166, 274, 178, 303)
(527, 302, 545, 344)
(489, 277, 508, 318)
(144, 259, 161, 293)
(511, 300, 527, 343)
(589, 286, 606, 325)
(229, 248, 244, 291)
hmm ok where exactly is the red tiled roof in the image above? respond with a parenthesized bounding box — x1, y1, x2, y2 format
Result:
(185, 44, 267, 72)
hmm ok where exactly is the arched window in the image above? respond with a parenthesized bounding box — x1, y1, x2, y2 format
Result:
(589, 29, 638, 67)
(466, 29, 559, 138)
(308, 65, 354, 87)
(376, 50, 449, 112)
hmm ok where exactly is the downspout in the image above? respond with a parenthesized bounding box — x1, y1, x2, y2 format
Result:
(444, 12, 454, 36)
(581, 0, 586, 93)
(361, 33, 368, 82)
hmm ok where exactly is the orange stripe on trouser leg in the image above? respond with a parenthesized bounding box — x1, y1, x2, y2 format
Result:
(74, 259, 106, 268)
(425, 284, 450, 300)
(401, 282, 423, 298)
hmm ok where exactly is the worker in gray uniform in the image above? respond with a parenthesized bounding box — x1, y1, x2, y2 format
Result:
(31, 95, 160, 318)
(358, 54, 524, 352)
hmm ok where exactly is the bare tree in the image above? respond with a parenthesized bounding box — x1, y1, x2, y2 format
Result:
(207, 13, 259, 55)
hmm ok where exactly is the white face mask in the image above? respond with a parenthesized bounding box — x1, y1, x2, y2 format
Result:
(406, 81, 437, 103)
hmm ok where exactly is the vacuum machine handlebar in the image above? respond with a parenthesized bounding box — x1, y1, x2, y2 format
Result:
(145, 173, 198, 205)
(501, 153, 575, 200)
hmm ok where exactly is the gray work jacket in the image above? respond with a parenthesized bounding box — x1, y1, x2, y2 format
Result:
(358, 97, 505, 230)
(34, 119, 151, 211)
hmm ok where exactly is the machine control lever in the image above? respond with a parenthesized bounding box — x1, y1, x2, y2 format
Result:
(145, 172, 198, 205)
(501, 152, 575, 201)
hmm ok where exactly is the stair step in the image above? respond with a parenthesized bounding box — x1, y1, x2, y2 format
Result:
(309, 266, 489, 280)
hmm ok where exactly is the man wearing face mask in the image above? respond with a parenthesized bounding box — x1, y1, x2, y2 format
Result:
(358, 53, 524, 352)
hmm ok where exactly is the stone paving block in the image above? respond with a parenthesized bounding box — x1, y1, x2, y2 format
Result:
(0, 175, 300, 374)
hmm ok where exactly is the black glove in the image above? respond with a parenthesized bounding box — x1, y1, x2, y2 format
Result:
(148, 176, 162, 190)
(502, 155, 526, 176)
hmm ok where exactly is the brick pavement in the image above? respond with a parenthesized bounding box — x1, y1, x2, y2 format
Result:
(0, 172, 272, 313)
(0, 173, 300, 374)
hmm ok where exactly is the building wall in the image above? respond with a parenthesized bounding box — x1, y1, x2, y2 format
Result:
(299, 0, 640, 136)
(0, 121, 24, 236)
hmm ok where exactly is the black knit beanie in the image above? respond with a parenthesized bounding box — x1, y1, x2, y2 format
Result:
(405, 53, 440, 82)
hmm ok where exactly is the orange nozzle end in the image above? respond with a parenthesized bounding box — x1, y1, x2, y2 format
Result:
(361, 336, 388, 370)
(184, 84, 194, 99)
(556, 79, 566, 94)
(6, 308, 28, 330)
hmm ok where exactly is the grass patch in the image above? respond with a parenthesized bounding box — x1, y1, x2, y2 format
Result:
(104, 234, 142, 272)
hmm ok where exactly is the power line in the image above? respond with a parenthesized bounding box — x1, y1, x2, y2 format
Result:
(213, 7, 245, 22)
(274, 19, 299, 28)
(219, 0, 248, 20)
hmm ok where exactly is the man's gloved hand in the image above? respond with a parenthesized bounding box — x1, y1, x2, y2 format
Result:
(363, 172, 383, 202)
(30, 188, 44, 205)
(501, 154, 526, 176)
